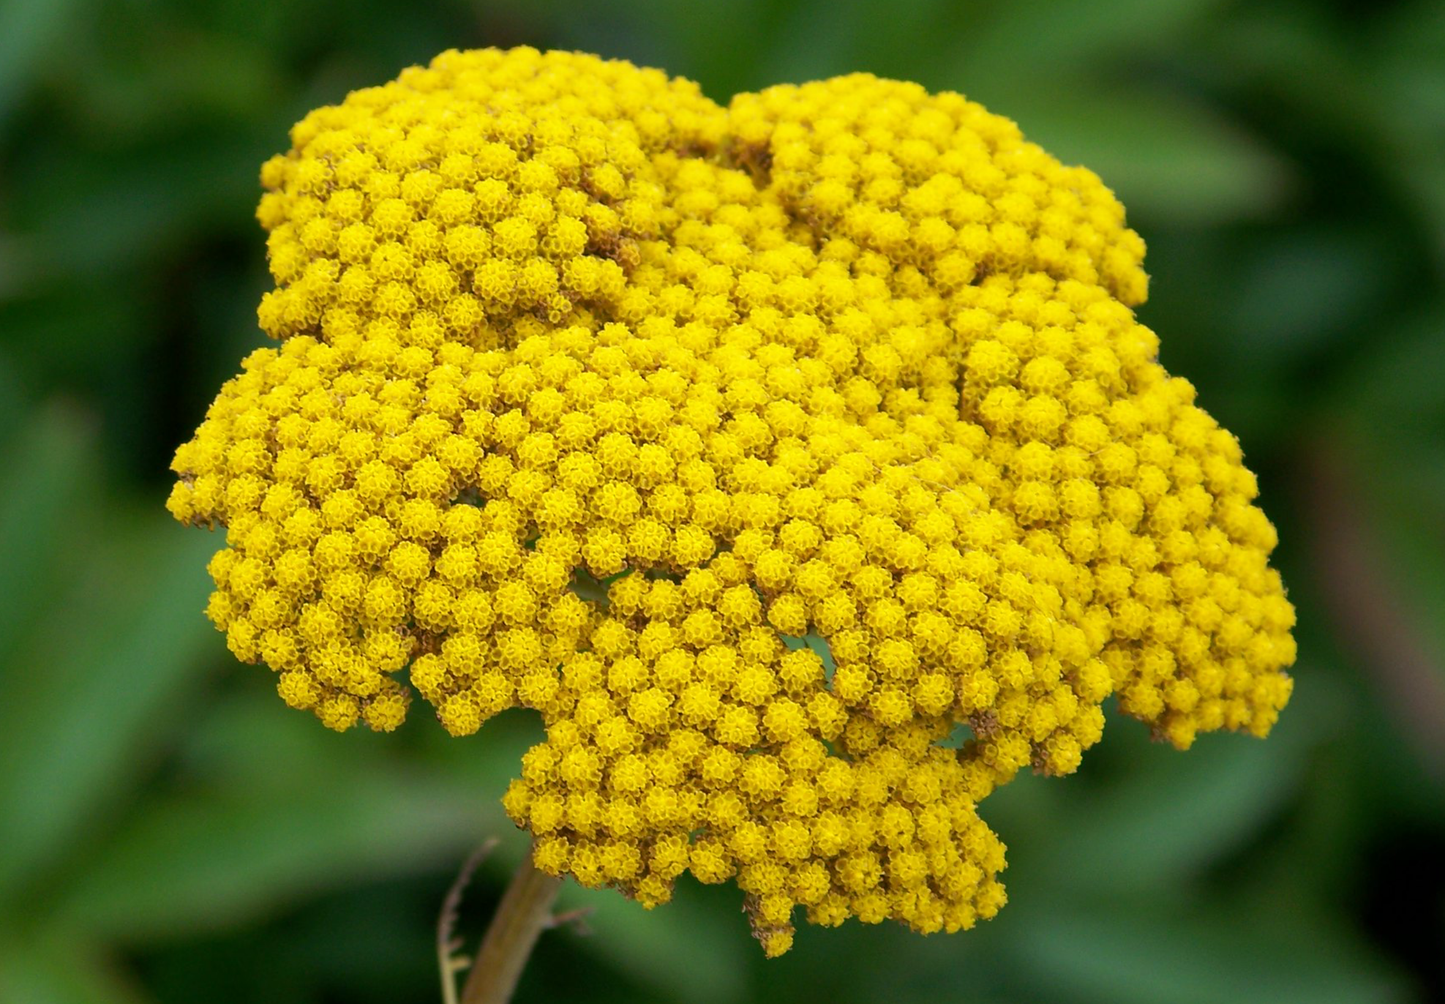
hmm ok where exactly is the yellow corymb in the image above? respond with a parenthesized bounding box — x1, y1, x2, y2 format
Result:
(169, 47, 1295, 956)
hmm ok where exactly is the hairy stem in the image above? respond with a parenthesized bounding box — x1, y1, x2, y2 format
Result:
(459, 846, 563, 1004)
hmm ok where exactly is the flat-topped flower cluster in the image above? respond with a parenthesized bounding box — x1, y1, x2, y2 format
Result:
(168, 47, 1295, 956)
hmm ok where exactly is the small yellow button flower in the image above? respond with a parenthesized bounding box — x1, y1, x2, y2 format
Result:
(170, 46, 1295, 957)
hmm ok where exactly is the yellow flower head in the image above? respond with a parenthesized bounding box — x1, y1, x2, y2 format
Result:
(169, 47, 1295, 956)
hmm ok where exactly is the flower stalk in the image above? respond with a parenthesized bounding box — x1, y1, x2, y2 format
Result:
(459, 846, 562, 1004)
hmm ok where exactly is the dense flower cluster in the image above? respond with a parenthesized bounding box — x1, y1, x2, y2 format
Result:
(168, 47, 1295, 955)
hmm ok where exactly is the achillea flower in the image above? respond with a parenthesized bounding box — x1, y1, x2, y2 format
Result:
(169, 47, 1295, 956)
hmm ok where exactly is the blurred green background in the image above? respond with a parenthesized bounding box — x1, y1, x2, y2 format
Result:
(2, 0, 1443, 1001)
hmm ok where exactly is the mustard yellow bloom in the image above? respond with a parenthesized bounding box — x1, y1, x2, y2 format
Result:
(168, 47, 1295, 956)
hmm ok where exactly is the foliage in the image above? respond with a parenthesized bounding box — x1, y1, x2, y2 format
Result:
(0, 0, 1440, 1001)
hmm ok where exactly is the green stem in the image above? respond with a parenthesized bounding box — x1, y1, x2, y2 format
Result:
(459, 845, 563, 1004)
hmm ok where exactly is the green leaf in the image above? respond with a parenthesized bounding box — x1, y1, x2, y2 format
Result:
(744, 0, 954, 92)
(59, 26, 284, 134)
(0, 401, 93, 660)
(54, 772, 487, 942)
(54, 682, 546, 942)
(1045, 736, 1300, 891)
(953, 0, 1232, 85)
(0, 927, 146, 1004)
(993, 88, 1291, 225)
(1218, 227, 1391, 371)
(559, 879, 753, 1004)
(0, 513, 218, 899)
(1341, 308, 1445, 432)
(987, 686, 1327, 897)
(1005, 900, 1407, 1004)
(18, 132, 260, 280)
(0, 0, 87, 127)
